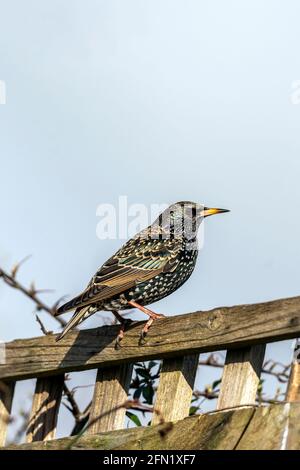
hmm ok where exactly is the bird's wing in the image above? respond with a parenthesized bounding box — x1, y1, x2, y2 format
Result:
(56, 234, 182, 314)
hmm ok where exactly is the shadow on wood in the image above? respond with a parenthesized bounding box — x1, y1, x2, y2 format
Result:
(3, 404, 300, 450)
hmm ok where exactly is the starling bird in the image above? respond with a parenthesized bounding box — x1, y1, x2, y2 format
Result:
(55, 201, 229, 344)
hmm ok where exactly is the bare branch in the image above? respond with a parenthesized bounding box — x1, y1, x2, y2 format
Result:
(0, 263, 67, 327)
(192, 388, 285, 406)
(62, 383, 82, 423)
(10, 255, 32, 278)
(199, 354, 290, 383)
(35, 315, 52, 336)
(0, 262, 87, 435)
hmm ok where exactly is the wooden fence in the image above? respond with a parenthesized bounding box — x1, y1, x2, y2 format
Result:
(1, 295, 300, 449)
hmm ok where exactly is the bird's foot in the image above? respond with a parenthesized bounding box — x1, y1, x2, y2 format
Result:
(127, 301, 166, 345)
(138, 313, 165, 345)
(114, 318, 133, 350)
(128, 300, 165, 344)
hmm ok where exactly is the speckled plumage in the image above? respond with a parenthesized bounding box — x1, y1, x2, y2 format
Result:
(55, 201, 229, 341)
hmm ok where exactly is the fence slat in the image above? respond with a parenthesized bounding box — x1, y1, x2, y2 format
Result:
(286, 340, 300, 402)
(217, 345, 266, 409)
(0, 381, 15, 446)
(286, 363, 300, 402)
(87, 364, 133, 434)
(152, 355, 199, 425)
(26, 376, 64, 442)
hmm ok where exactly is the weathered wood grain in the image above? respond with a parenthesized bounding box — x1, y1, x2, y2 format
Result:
(236, 403, 292, 450)
(26, 376, 64, 442)
(0, 381, 15, 446)
(152, 355, 199, 425)
(87, 364, 133, 434)
(1, 295, 300, 381)
(286, 346, 300, 402)
(217, 345, 266, 409)
(286, 363, 300, 402)
(5, 404, 299, 450)
(286, 402, 300, 450)
(2, 407, 255, 450)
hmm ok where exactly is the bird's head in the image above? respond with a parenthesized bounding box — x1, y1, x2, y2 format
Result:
(153, 201, 229, 242)
(170, 201, 229, 220)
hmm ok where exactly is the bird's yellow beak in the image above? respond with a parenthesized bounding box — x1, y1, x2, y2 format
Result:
(202, 207, 230, 217)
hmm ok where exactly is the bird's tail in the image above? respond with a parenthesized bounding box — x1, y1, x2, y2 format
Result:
(55, 294, 87, 316)
(55, 305, 96, 342)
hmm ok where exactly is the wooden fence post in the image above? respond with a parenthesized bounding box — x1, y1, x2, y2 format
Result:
(286, 339, 300, 402)
(87, 364, 133, 434)
(0, 381, 15, 446)
(217, 344, 266, 409)
(26, 376, 64, 442)
(152, 355, 199, 425)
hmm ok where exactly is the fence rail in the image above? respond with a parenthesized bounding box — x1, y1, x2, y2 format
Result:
(1, 295, 300, 381)
(4, 403, 300, 450)
(1, 294, 300, 448)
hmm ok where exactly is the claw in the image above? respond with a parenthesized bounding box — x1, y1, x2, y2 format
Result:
(138, 330, 147, 346)
(139, 315, 160, 345)
(115, 334, 123, 350)
(113, 316, 133, 350)
(127, 301, 166, 345)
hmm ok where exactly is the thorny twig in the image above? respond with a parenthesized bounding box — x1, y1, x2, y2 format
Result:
(35, 314, 52, 335)
(0, 258, 114, 439)
(62, 382, 82, 423)
(192, 388, 285, 406)
(7, 410, 30, 445)
(199, 354, 290, 383)
(0, 258, 85, 436)
(70, 403, 91, 436)
(0, 262, 67, 327)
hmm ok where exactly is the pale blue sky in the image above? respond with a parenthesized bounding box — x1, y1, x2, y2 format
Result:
(0, 0, 300, 440)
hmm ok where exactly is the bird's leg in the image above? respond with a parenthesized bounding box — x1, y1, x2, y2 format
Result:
(111, 310, 132, 349)
(128, 300, 165, 342)
(111, 309, 125, 324)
